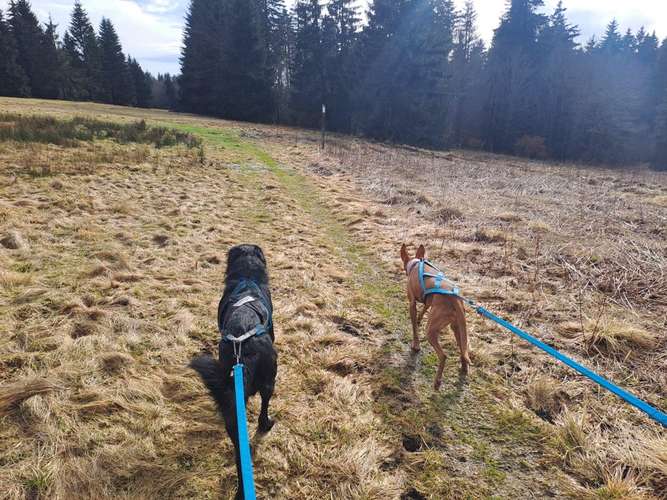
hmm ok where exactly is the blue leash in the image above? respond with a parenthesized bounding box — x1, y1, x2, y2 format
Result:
(472, 304, 667, 427)
(415, 260, 667, 427)
(233, 364, 257, 500)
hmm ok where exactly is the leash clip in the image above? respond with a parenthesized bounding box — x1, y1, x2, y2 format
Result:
(232, 339, 242, 365)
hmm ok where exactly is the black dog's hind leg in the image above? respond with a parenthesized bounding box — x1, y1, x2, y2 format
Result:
(258, 381, 275, 434)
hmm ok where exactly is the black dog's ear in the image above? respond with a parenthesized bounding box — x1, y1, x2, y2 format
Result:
(252, 245, 266, 265)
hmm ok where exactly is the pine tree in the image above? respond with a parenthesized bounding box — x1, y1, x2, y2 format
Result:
(621, 28, 636, 54)
(64, 1, 103, 100)
(99, 18, 133, 105)
(128, 57, 152, 108)
(353, 0, 405, 136)
(415, 0, 456, 145)
(536, 0, 579, 159)
(269, 5, 293, 122)
(150, 73, 178, 110)
(321, 0, 359, 132)
(8, 0, 46, 97)
(483, 0, 547, 152)
(179, 0, 225, 114)
(600, 20, 622, 54)
(653, 84, 667, 169)
(0, 8, 29, 96)
(449, 1, 485, 145)
(263, 0, 292, 121)
(290, 0, 323, 128)
(39, 17, 65, 99)
(221, 0, 273, 121)
(652, 38, 667, 111)
(636, 29, 659, 65)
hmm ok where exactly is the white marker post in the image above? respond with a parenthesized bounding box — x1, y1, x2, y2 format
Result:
(321, 103, 326, 151)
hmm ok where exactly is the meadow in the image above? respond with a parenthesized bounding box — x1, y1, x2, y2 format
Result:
(0, 97, 665, 499)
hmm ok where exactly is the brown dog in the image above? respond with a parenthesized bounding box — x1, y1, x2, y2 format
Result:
(400, 244, 471, 389)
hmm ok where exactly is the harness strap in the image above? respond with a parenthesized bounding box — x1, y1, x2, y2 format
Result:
(418, 259, 460, 300)
(226, 328, 259, 344)
(233, 295, 257, 308)
(219, 280, 272, 349)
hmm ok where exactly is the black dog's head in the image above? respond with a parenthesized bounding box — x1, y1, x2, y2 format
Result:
(225, 244, 268, 284)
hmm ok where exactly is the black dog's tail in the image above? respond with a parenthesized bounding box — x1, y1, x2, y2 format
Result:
(190, 356, 227, 413)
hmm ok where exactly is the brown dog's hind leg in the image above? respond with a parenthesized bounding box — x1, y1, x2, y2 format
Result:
(409, 301, 421, 352)
(452, 312, 470, 376)
(426, 317, 447, 390)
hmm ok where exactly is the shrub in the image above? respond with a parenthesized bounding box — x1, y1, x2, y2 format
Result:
(0, 113, 201, 149)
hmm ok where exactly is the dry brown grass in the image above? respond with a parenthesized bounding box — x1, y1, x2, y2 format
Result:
(0, 378, 60, 415)
(1, 97, 665, 499)
(256, 122, 666, 497)
(524, 377, 568, 421)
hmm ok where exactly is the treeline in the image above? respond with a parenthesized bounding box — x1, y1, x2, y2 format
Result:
(2, 0, 666, 169)
(0, 0, 178, 109)
(179, 0, 667, 169)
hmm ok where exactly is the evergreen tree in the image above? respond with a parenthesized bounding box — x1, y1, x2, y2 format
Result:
(290, 0, 323, 128)
(653, 38, 667, 110)
(8, 0, 47, 97)
(40, 17, 65, 99)
(164, 74, 177, 109)
(128, 56, 152, 108)
(535, 1, 579, 159)
(353, 0, 406, 137)
(0, 9, 29, 96)
(653, 87, 667, 170)
(600, 20, 622, 54)
(449, 1, 485, 145)
(353, 0, 457, 145)
(99, 18, 133, 105)
(179, 0, 225, 114)
(269, 5, 294, 122)
(221, 0, 273, 121)
(636, 28, 659, 65)
(64, 1, 103, 100)
(483, 0, 547, 152)
(321, 0, 359, 132)
(263, 0, 292, 121)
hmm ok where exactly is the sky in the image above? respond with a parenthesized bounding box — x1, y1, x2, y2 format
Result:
(2, 0, 666, 75)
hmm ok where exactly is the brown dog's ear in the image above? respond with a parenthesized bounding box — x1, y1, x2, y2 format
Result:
(400, 243, 410, 264)
(416, 244, 426, 260)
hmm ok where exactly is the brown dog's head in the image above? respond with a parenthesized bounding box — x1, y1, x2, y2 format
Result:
(400, 243, 425, 273)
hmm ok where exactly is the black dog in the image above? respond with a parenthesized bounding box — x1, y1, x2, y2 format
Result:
(190, 244, 277, 499)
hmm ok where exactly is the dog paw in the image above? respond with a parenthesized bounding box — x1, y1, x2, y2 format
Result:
(411, 343, 421, 353)
(258, 417, 275, 434)
(433, 378, 442, 390)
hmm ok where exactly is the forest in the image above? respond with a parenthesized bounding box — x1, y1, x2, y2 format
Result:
(0, 1, 174, 110)
(1, 0, 666, 168)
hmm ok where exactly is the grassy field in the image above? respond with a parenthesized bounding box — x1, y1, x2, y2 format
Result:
(0, 97, 665, 500)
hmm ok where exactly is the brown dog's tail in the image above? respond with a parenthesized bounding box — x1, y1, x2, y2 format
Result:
(190, 356, 228, 414)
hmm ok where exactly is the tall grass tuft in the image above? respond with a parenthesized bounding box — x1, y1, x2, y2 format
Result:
(0, 114, 201, 148)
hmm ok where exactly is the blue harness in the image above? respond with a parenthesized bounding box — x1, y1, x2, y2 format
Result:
(218, 279, 272, 346)
(416, 259, 460, 301)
